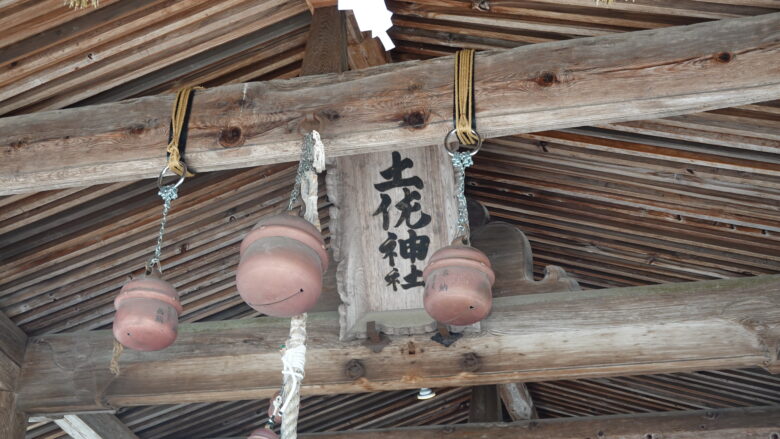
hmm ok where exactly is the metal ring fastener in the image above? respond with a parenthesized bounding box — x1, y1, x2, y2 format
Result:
(443, 128, 483, 157)
(157, 163, 188, 190)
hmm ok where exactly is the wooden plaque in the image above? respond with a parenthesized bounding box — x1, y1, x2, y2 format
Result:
(328, 145, 458, 340)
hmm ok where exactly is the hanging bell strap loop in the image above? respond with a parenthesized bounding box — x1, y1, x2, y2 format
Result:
(166, 86, 202, 178)
(454, 49, 479, 146)
(448, 49, 482, 244)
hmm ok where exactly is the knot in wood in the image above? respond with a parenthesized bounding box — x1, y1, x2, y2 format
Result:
(344, 359, 366, 379)
(537, 71, 558, 87)
(460, 352, 481, 372)
(402, 110, 428, 129)
(715, 52, 733, 63)
(219, 126, 244, 148)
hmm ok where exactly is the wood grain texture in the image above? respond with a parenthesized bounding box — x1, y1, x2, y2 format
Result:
(0, 311, 26, 392)
(301, 6, 347, 76)
(498, 383, 536, 421)
(55, 413, 138, 439)
(0, 391, 26, 439)
(328, 146, 458, 339)
(224, 406, 780, 438)
(2, 12, 779, 195)
(16, 274, 780, 414)
(470, 222, 580, 296)
(468, 385, 502, 422)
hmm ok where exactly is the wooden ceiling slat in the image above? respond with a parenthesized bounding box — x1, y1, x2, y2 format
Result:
(0, 0, 308, 115)
(75, 13, 311, 106)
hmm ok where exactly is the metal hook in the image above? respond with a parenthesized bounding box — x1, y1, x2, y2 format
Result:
(443, 129, 483, 157)
(157, 163, 187, 190)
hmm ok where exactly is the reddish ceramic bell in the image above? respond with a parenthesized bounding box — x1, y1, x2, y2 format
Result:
(248, 427, 279, 439)
(423, 244, 495, 325)
(236, 214, 328, 317)
(113, 275, 183, 351)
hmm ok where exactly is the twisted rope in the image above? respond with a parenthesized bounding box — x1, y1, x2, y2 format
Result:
(277, 131, 324, 439)
(109, 339, 123, 376)
(454, 49, 478, 146)
(166, 87, 201, 178)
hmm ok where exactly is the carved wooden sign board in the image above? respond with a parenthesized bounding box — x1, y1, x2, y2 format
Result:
(328, 145, 459, 340)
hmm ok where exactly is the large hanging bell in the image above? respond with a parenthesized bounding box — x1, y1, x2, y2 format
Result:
(422, 244, 495, 326)
(113, 275, 183, 351)
(236, 214, 328, 317)
(247, 427, 279, 439)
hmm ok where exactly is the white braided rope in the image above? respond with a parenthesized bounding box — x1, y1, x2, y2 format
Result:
(280, 315, 307, 439)
(279, 131, 324, 439)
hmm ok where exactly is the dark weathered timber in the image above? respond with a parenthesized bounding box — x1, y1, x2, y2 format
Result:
(300, 6, 347, 76)
(0, 312, 27, 439)
(221, 406, 780, 438)
(0, 311, 26, 392)
(1, 13, 779, 194)
(16, 274, 780, 414)
(468, 385, 503, 423)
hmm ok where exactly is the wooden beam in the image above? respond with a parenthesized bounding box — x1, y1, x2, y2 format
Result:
(228, 406, 780, 438)
(0, 391, 26, 439)
(1, 13, 779, 194)
(4, 311, 136, 439)
(497, 383, 536, 421)
(300, 6, 347, 76)
(16, 274, 780, 414)
(0, 311, 27, 439)
(55, 413, 138, 439)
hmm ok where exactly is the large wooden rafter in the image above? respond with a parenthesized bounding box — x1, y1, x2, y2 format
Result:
(0, 12, 778, 195)
(256, 406, 780, 438)
(16, 273, 780, 415)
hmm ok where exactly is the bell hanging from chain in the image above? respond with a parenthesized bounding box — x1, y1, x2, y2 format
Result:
(236, 214, 328, 317)
(423, 242, 494, 325)
(113, 166, 186, 351)
(236, 131, 328, 317)
(113, 271, 183, 351)
(423, 126, 495, 326)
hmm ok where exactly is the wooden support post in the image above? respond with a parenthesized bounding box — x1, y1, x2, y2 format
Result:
(301, 6, 347, 76)
(16, 272, 780, 414)
(468, 385, 503, 423)
(1, 13, 779, 194)
(0, 311, 26, 439)
(263, 406, 780, 438)
(497, 383, 537, 421)
(2, 311, 136, 438)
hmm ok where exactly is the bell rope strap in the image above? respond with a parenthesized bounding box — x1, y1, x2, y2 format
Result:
(167, 86, 202, 178)
(448, 49, 482, 243)
(276, 131, 325, 439)
(454, 49, 478, 145)
(109, 338, 124, 376)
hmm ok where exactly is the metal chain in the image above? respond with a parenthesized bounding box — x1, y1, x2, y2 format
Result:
(146, 184, 179, 273)
(451, 151, 473, 243)
(286, 131, 317, 211)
